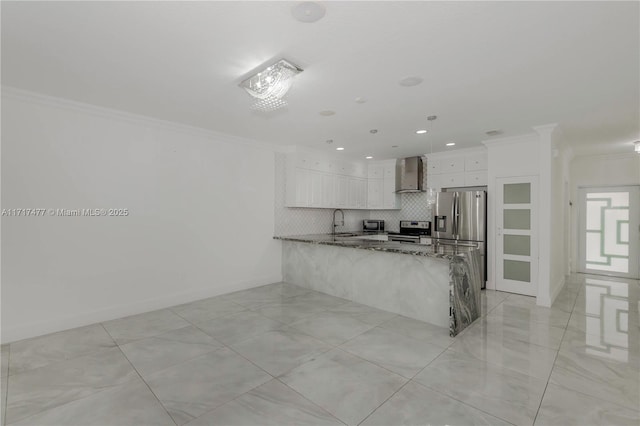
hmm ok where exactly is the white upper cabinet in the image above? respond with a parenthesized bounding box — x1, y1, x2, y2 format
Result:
(383, 175, 399, 209)
(465, 154, 488, 171)
(348, 177, 367, 209)
(367, 160, 399, 210)
(425, 148, 488, 190)
(367, 164, 384, 179)
(367, 178, 383, 209)
(321, 173, 336, 207)
(334, 175, 348, 208)
(440, 157, 465, 174)
(382, 162, 400, 209)
(439, 172, 466, 188)
(465, 171, 488, 186)
(426, 158, 440, 175)
(286, 151, 399, 210)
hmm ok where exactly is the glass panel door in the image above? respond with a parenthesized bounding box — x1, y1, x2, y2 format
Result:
(578, 186, 640, 279)
(496, 176, 538, 296)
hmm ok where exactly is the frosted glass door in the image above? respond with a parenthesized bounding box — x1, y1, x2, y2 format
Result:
(578, 186, 640, 279)
(496, 176, 538, 296)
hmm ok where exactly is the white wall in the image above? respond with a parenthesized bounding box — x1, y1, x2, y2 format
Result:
(531, 124, 573, 307)
(1, 88, 282, 343)
(545, 127, 571, 305)
(569, 153, 640, 273)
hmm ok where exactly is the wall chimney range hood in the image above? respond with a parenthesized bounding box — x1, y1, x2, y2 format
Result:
(395, 156, 425, 193)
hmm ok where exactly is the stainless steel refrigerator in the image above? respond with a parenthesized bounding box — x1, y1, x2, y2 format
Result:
(433, 190, 487, 288)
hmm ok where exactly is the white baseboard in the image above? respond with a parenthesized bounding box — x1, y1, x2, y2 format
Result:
(537, 276, 565, 307)
(1, 274, 283, 344)
(550, 275, 566, 304)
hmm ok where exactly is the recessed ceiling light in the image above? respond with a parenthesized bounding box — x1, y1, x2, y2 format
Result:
(416, 129, 427, 134)
(319, 110, 335, 116)
(291, 2, 326, 23)
(366, 156, 373, 159)
(446, 142, 456, 146)
(398, 76, 423, 87)
(325, 139, 333, 144)
(336, 147, 345, 151)
(370, 129, 378, 134)
(355, 97, 367, 104)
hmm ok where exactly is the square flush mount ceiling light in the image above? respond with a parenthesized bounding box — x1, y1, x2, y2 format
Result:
(240, 59, 303, 112)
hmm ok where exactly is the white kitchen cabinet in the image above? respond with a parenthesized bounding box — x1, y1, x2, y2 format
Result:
(426, 158, 440, 175)
(383, 177, 398, 209)
(465, 154, 487, 171)
(309, 171, 323, 207)
(383, 163, 400, 209)
(292, 168, 311, 207)
(367, 179, 383, 209)
(367, 164, 384, 179)
(335, 175, 348, 208)
(440, 157, 465, 174)
(347, 177, 367, 208)
(287, 151, 365, 208)
(348, 162, 367, 178)
(465, 171, 488, 186)
(321, 173, 336, 206)
(336, 161, 348, 175)
(358, 178, 368, 208)
(295, 153, 312, 170)
(439, 172, 466, 188)
(425, 148, 488, 191)
(286, 151, 400, 209)
(367, 161, 399, 210)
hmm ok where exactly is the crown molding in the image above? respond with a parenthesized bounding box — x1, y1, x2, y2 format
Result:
(424, 145, 487, 159)
(571, 151, 640, 162)
(482, 132, 538, 148)
(532, 123, 559, 136)
(1, 86, 279, 153)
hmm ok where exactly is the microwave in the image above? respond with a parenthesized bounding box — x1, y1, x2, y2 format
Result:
(363, 220, 385, 232)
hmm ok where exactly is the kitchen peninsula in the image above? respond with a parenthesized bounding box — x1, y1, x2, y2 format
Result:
(274, 234, 482, 336)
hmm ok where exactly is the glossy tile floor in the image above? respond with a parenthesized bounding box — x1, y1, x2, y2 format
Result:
(1, 273, 639, 426)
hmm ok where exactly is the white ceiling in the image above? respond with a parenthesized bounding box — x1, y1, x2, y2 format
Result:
(2, 1, 639, 159)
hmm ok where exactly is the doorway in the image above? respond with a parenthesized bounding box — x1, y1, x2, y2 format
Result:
(495, 176, 539, 296)
(578, 186, 640, 279)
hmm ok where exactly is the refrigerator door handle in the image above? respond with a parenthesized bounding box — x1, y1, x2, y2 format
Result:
(450, 193, 457, 236)
(453, 192, 460, 237)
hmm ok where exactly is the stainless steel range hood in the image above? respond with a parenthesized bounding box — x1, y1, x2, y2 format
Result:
(395, 156, 425, 193)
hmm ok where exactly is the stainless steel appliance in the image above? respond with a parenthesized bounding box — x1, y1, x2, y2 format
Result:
(362, 220, 385, 233)
(395, 157, 425, 193)
(433, 191, 487, 287)
(387, 220, 431, 244)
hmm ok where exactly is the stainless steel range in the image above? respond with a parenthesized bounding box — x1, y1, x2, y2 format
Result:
(387, 220, 431, 244)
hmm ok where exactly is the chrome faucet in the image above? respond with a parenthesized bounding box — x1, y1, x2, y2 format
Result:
(332, 209, 345, 234)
